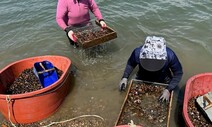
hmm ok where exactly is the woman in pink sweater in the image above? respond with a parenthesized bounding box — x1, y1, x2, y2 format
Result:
(56, 0, 106, 46)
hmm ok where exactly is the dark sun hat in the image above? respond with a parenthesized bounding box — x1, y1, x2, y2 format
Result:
(139, 36, 167, 71)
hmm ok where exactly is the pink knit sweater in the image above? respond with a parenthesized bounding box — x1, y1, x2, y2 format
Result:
(56, 0, 103, 30)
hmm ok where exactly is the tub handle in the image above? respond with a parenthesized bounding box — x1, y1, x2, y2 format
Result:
(37, 63, 55, 74)
(6, 95, 16, 127)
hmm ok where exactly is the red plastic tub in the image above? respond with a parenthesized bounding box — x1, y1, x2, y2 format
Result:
(183, 73, 212, 127)
(0, 55, 71, 123)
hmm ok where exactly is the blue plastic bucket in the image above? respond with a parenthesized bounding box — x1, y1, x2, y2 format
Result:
(33, 61, 58, 87)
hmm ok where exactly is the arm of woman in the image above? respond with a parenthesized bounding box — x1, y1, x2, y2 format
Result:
(56, 0, 68, 30)
(88, 0, 103, 21)
(122, 49, 139, 79)
(167, 50, 183, 91)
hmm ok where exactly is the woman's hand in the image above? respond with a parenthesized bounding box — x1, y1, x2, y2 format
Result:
(99, 20, 107, 28)
(68, 30, 77, 42)
(159, 89, 170, 102)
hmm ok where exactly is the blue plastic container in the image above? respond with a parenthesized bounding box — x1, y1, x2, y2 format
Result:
(33, 61, 58, 87)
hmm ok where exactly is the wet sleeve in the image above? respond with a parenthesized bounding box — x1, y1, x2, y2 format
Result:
(56, 0, 68, 30)
(88, 0, 103, 21)
(122, 50, 138, 79)
(167, 52, 183, 91)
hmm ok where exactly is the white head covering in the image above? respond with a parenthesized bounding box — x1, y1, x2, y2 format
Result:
(139, 36, 167, 71)
(140, 36, 167, 60)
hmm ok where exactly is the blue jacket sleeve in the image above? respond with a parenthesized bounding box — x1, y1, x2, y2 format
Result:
(122, 49, 139, 79)
(167, 49, 183, 91)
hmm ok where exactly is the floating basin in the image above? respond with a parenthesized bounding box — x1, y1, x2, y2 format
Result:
(0, 55, 71, 124)
(183, 73, 212, 127)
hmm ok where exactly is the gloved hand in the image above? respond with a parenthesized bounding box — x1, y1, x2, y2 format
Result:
(119, 78, 128, 91)
(68, 30, 77, 42)
(99, 20, 107, 28)
(159, 89, 170, 102)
